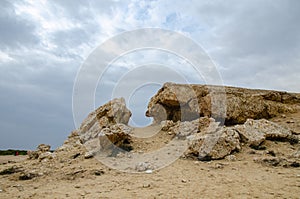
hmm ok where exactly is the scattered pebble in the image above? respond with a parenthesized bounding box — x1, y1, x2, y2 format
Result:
(74, 185, 81, 189)
(267, 150, 276, 157)
(145, 169, 153, 174)
(94, 170, 105, 176)
(181, 179, 187, 183)
(225, 154, 237, 161)
(84, 151, 94, 159)
(143, 183, 151, 188)
(135, 162, 153, 172)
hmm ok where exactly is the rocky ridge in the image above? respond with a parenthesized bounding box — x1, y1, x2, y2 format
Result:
(146, 82, 300, 124)
(1, 83, 299, 182)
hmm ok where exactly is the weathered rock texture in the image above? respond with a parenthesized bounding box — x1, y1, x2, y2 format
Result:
(54, 85, 299, 163)
(146, 82, 300, 125)
(167, 117, 298, 160)
(77, 98, 133, 154)
(234, 119, 298, 147)
(27, 144, 55, 161)
(167, 118, 241, 160)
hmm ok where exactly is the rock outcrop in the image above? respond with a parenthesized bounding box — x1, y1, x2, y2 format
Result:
(165, 117, 298, 160)
(234, 119, 298, 147)
(44, 84, 299, 167)
(28, 144, 52, 160)
(76, 98, 133, 156)
(146, 82, 300, 125)
(166, 118, 241, 160)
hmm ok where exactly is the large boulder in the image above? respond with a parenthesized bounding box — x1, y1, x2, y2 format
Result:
(186, 125, 241, 160)
(166, 117, 240, 160)
(146, 82, 300, 125)
(76, 98, 133, 156)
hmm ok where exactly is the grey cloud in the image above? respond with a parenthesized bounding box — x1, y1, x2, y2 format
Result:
(0, 0, 39, 49)
(1, 0, 299, 150)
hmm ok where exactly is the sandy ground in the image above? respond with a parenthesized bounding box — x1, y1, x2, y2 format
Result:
(0, 113, 300, 199)
(0, 156, 27, 165)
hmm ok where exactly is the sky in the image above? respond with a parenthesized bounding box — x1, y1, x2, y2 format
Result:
(0, 0, 300, 150)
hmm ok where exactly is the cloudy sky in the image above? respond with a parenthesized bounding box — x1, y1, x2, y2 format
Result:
(1, 0, 299, 150)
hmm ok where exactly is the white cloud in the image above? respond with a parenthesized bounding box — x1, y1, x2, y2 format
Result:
(0, 51, 14, 63)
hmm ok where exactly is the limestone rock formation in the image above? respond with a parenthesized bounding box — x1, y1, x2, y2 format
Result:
(166, 117, 298, 160)
(49, 85, 299, 165)
(192, 127, 241, 160)
(28, 144, 52, 160)
(75, 98, 133, 157)
(162, 117, 239, 160)
(234, 119, 298, 147)
(146, 82, 300, 125)
(37, 144, 51, 152)
(56, 131, 82, 152)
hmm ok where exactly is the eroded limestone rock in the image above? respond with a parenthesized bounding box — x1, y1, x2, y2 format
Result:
(75, 98, 133, 157)
(146, 82, 300, 125)
(28, 144, 52, 160)
(234, 119, 298, 147)
(186, 126, 241, 160)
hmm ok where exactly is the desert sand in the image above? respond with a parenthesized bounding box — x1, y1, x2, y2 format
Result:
(0, 113, 299, 199)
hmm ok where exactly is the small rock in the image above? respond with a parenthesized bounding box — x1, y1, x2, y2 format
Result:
(143, 183, 151, 188)
(145, 169, 153, 174)
(225, 154, 237, 161)
(116, 153, 125, 158)
(214, 163, 225, 169)
(290, 162, 300, 167)
(37, 144, 51, 152)
(72, 153, 81, 159)
(254, 157, 281, 167)
(267, 150, 276, 157)
(84, 151, 94, 159)
(74, 185, 81, 189)
(286, 120, 295, 124)
(135, 162, 153, 172)
(19, 172, 38, 180)
(94, 170, 105, 176)
(39, 152, 55, 161)
(181, 179, 187, 183)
